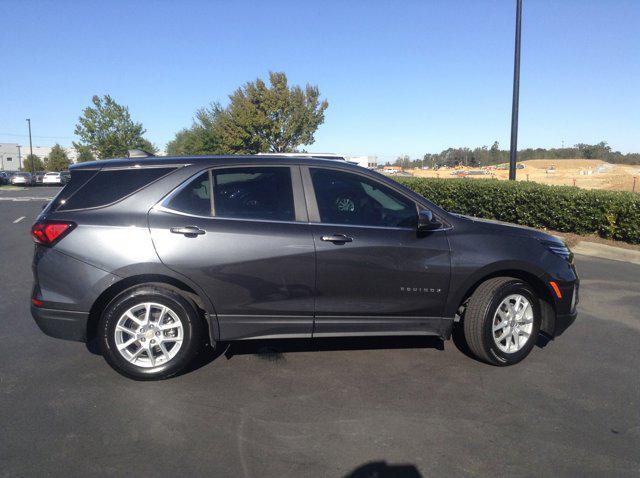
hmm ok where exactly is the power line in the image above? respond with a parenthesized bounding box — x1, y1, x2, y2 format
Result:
(0, 132, 73, 140)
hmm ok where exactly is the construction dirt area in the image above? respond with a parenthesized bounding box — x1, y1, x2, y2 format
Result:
(409, 159, 640, 192)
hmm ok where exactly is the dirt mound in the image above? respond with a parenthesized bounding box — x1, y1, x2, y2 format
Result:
(521, 159, 606, 170)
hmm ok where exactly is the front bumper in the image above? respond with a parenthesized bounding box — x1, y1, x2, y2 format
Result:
(31, 305, 89, 342)
(553, 311, 577, 337)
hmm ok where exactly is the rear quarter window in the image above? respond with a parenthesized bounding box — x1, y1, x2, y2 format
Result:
(56, 167, 176, 211)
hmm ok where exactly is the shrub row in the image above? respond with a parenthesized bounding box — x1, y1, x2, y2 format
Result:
(396, 177, 640, 244)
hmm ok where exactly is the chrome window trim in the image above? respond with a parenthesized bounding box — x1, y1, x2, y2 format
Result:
(153, 204, 309, 225)
(153, 204, 447, 231)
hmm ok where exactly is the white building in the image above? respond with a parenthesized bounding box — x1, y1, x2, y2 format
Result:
(26, 145, 78, 164)
(346, 155, 378, 169)
(0, 143, 22, 171)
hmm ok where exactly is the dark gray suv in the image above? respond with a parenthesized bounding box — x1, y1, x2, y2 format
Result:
(31, 155, 579, 379)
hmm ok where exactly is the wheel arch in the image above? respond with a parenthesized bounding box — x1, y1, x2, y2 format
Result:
(449, 267, 557, 337)
(86, 274, 218, 344)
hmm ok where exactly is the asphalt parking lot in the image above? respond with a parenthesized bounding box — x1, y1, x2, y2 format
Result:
(1, 187, 639, 477)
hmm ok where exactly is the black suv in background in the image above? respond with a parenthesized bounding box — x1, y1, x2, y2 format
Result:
(31, 156, 578, 380)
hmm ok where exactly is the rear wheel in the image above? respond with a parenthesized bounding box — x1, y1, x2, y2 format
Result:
(99, 285, 204, 380)
(463, 277, 541, 366)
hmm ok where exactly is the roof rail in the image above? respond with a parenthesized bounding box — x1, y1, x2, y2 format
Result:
(256, 152, 346, 161)
(127, 149, 155, 158)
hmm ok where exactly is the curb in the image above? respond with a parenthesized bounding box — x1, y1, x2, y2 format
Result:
(572, 241, 640, 266)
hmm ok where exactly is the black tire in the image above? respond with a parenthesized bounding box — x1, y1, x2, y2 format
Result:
(463, 277, 541, 366)
(98, 285, 204, 380)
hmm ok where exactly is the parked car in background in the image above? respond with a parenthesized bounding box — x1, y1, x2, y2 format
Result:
(34, 171, 46, 185)
(0, 171, 12, 185)
(30, 155, 579, 380)
(60, 171, 71, 185)
(43, 172, 63, 185)
(11, 172, 34, 186)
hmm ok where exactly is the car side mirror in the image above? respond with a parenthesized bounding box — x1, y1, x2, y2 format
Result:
(417, 209, 442, 231)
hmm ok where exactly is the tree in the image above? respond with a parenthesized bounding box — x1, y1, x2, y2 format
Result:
(75, 145, 96, 163)
(166, 72, 329, 155)
(166, 104, 224, 156)
(74, 95, 156, 159)
(45, 144, 71, 171)
(23, 154, 44, 172)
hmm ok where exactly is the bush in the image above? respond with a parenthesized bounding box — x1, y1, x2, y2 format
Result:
(396, 178, 640, 244)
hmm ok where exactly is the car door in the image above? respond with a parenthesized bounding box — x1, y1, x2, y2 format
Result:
(148, 165, 316, 340)
(302, 166, 451, 337)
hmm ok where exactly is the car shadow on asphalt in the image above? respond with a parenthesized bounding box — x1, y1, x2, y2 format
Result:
(344, 460, 422, 477)
(87, 325, 551, 375)
(87, 335, 444, 375)
(223, 335, 445, 362)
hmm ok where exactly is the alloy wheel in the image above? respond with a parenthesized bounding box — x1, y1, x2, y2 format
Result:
(114, 302, 184, 368)
(492, 294, 534, 353)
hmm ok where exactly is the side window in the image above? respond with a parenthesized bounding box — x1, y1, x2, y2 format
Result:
(164, 172, 211, 216)
(310, 168, 417, 228)
(213, 167, 295, 222)
(57, 167, 175, 211)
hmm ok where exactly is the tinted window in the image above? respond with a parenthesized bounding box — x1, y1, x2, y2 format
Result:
(164, 172, 211, 216)
(58, 167, 175, 211)
(310, 168, 417, 228)
(213, 167, 294, 221)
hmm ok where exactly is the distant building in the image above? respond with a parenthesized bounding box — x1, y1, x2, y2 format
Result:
(345, 155, 377, 169)
(26, 145, 78, 164)
(0, 143, 22, 171)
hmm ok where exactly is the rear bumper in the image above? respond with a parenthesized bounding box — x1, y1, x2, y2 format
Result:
(31, 305, 88, 342)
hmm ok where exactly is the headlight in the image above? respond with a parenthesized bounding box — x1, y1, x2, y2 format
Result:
(541, 240, 573, 263)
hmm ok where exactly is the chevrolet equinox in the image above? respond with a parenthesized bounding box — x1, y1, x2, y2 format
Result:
(31, 155, 579, 379)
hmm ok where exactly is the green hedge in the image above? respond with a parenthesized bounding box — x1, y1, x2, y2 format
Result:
(396, 178, 640, 244)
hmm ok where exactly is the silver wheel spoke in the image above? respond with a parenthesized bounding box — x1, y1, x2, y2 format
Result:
(144, 303, 151, 324)
(116, 324, 136, 335)
(495, 329, 510, 342)
(130, 346, 145, 360)
(493, 321, 509, 331)
(157, 306, 167, 324)
(159, 322, 180, 331)
(159, 342, 171, 362)
(162, 336, 182, 343)
(148, 346, 156, 367)
(117, 337, 137, 350)
(126, 311, 144, 326)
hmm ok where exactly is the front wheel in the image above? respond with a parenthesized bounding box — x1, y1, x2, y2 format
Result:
(463, 277, 541, 366)
(98, 285, 204, 380)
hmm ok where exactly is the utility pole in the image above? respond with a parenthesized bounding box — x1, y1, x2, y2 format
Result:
(508, 0, 523, 181)
(26, 118, 35, 175)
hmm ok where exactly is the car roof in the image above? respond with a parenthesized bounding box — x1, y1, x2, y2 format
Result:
(70, 154, 360, 171)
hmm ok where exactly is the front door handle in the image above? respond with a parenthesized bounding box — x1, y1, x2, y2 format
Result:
(321, 234, 353, 243)
(170, 226, 206, 237)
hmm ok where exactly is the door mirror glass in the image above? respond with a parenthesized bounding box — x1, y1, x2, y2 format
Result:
(417, 209, 442, 231)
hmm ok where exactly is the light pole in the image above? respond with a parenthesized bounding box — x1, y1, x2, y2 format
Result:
(508, 0, 523, 181)
(26, 118, 35, 175)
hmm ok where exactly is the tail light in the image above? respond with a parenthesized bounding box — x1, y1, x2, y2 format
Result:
(31, 221, 75, 246)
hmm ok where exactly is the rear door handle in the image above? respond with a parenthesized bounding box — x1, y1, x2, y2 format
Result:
(321, 234, 353, 243)
(170, 226, 206, 236)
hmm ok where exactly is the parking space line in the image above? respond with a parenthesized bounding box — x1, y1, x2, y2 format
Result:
(13, 216, 26, 224)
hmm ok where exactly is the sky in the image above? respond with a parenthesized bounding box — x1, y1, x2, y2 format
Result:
(1, 0, 638, 162)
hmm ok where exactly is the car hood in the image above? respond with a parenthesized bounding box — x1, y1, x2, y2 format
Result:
(453, 213, 563, 244)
